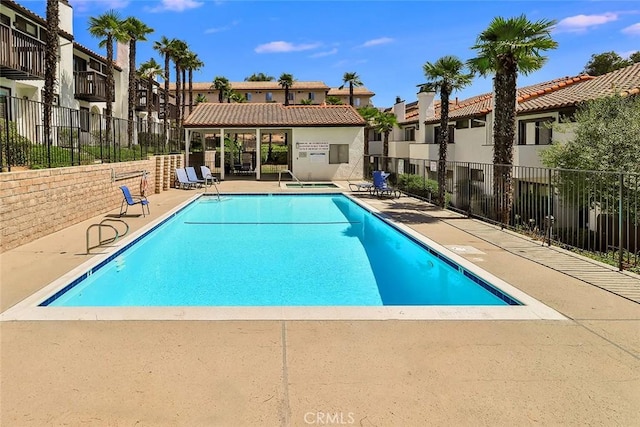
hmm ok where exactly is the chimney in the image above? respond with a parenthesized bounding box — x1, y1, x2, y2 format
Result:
(58, 0, 73, 34)
(417, 90, 435, 143)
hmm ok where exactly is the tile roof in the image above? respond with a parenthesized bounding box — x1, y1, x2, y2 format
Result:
(2, 0, 73, 41)
(170, 81, 331, 91)
(326, 87, 376, 96)
(183, 103, 367, 128)
(423, 63, 640, 123)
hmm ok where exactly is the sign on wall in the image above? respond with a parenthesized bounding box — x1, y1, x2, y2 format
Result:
(296, 142, 329, 152)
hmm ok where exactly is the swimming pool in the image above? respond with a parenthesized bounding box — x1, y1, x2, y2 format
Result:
(1, 193, 565, 320)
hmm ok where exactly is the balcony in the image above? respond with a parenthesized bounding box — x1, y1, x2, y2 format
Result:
(0, 23, 46, 80)
(158, 103, 178, 120)
(74, 71, 110, 102)
(135, 82, 159, 111)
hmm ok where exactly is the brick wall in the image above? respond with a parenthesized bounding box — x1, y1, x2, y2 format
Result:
(0, 155, 183, 252)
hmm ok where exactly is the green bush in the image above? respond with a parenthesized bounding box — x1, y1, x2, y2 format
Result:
(0, 120, 31, 166)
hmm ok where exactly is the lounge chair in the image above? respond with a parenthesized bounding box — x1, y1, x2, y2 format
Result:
(175, 168, 195, 189)
(200, 165, 219, 186)
(348, 181, 374, 193)
(372, 171, 400, 198)
(119, 185, 150, 217)
(185, 166, 205, 187)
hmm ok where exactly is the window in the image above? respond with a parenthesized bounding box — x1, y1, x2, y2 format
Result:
(14, 16, 38, 37)
(265, 92, 273, 102)
(245, 93, 252, 101)
(88, 58, 101, 72)
(518, 118, 553, 145)
(288, 92, 294, 101)
(354, 98, 361, 107)
(308, 92, 315, 101)
(471, 118, 486, 128)
(433, 125, 455, 144)
(73, 56, 87, 72)
(470, 168, 484, 182)
(1, 14, 11, 26)
(40, 90, 59, 105)
(329, 144, 349, 164)
(455, 119, 469, 129)
(404, 127, 415, 141)
(0, 87, 11, 121)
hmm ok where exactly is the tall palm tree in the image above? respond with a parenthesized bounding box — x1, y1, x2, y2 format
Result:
(339, 72, 363, 106)
(170, 39, 188, 127)
(43, 0, 59, 162)
(182, 51, 203, 114)
(422, 55, 473, 207)
(212, 76, 231, 103)
(468, 15, 557, 225)
(138, 58, 163, 146)
(244, 72, 274, 81)
(195, 93, 207, 105)
(373, 110, 398, 171)
(153, 36, 175, 143)
(278, 73, 294, 106)
(88, 10, 127, 157)
(123, 17, 153, 148)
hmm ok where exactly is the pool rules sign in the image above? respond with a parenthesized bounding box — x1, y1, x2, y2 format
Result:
(297, 142, 329, 163)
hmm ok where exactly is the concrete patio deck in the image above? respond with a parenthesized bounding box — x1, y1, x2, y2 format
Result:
(1, 181, 639, 426)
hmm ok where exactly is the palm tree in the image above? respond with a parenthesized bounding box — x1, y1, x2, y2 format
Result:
(422, 55, 473, 207)
(228, 91, 246, 103)
(195, 93, 207, 104)
(212, 76, 231, 103)
(153, 36, 176, 142)
(325, 96, 343, 105)
(278, 73, 294, 106)
(43, 0, 59, 162)
(138, 58, 163, 147)
(88, 10, 127, 158)
(339, 72, 363, 106)
(468, 15, 557, 225)
(358, 105, 381, 157)
(244, 72, 274, 81)
(373, 110, 398, 171)
(182, 51, 203, 114)
(123, 17, 153, 148)
(170, 39, 188, 127)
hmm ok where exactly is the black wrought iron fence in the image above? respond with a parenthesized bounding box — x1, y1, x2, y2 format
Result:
(0, 95, 183, 170)
(368, 156, 640, 271)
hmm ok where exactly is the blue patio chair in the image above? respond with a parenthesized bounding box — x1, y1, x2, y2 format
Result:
(372, 171, 400, 198)
(200, 165, 219, 186)
(175, 168, 195, 189)
(348, 180, 374, 193)
(185, 166, 205, 187)
(119, 185, 150, 217)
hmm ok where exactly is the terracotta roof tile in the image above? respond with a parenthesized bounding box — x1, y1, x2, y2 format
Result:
(183, 103, 366, 128)
(327, 87, 375, 96)
(423, 63, 640, 123)
(170, 81, 331, 91)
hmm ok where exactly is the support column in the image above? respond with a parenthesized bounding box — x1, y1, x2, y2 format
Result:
(185, 129, 191, 167)
(256, 128, 261, 180)
(219, 128, 225, 180)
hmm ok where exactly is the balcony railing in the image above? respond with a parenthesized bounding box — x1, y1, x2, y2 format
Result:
(135, 88, 159, 111)
(0, 23, 46, 80)
(74, 71, 113, 102)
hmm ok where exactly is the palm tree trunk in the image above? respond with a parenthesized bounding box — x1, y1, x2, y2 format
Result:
(175, 63, 182, 128)
(43, 0, 59, 168)
(383, 131, 390, 171)
(105, 35, 114, 161)
(146, 78, 152, 145)
(493, 68, 517, 226)
(438, 89, 450, 208)
(163, 54, 170, 146)
(285, 87, 289, 106)
(181, 68, 186, 123)
(188, 69, 193, 114)
(127, 39, 136, 148)
(349, 82, 354, 106)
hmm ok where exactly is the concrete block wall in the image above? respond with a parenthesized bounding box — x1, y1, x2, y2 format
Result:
(0, 155, 183, 252)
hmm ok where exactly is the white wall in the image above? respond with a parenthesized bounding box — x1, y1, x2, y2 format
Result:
(291, 127, 364, 181)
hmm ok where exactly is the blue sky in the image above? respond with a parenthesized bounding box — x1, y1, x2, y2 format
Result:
(22, 0, 640, 107)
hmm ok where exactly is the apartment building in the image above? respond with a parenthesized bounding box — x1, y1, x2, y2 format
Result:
(169, 81, 375, 107)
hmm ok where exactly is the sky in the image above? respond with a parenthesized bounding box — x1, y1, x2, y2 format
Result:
(20, 0, 640, 107)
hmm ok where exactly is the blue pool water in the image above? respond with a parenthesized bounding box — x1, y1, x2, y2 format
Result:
(45, 195, 519, 307)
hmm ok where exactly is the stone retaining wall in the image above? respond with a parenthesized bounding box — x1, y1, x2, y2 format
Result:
(0, 155, 183, 252)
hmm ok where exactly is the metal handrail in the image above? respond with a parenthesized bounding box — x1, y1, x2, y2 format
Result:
(278, 169, 303, 187)
(86, 219, 129, 254)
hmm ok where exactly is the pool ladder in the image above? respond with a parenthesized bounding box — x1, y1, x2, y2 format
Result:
(278, 169, 303, 188)
(86, 219, 129, 254)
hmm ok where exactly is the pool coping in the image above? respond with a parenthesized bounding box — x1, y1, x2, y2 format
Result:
(0, 193, 566, 321)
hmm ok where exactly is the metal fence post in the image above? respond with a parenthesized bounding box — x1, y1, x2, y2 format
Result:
(619, 172, 623, 271)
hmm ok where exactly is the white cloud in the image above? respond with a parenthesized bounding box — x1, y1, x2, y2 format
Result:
(621, 22, 640, 35)
(150, 0, 204, 13)
(359, 37, 394, 48)
(309, 48, 338, 58)
(555, 13, 618, 33)
(254, 41, 321, 54)
(205, 20, 240, 34)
